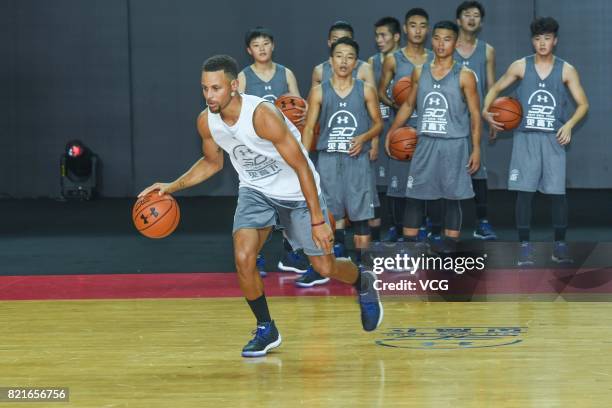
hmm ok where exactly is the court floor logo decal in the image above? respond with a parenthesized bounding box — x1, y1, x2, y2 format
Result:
(376, 327, 526, 349)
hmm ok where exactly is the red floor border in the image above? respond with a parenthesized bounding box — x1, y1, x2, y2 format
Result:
(0, 268, 610, 301)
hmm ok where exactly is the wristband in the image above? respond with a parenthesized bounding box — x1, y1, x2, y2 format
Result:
(311, 220, 326, 227)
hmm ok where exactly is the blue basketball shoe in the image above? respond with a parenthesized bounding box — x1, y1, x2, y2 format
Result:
(241, 321, 282, 358)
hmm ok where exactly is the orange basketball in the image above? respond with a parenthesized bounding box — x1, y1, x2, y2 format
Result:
(132, 191, 180, 239)
(388, 126, 418, 160)
(275, 94, 306, 125)
(490, 97, 523, 130)
(392, 76, 412, 106)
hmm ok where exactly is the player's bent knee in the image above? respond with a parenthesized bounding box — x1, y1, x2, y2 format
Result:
(234, 249, 257, 273)
(309, 254, 335, 277)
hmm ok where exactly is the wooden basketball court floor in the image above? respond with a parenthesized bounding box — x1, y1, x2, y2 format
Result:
(1, 272, 612, 407)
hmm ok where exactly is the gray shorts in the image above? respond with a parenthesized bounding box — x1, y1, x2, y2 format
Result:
(386, 157, 411, 198)
(233, 187, 328, 256)
(470, 126, 488, 180)
(508, 131, 566, 194)
(405, 135, 475, 200)
(317, 151, 375, 221)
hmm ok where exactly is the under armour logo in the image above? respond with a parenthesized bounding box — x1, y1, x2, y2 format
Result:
(537, 94, 548, 103)
(264, 85, 272, 90)
(429, 97, 441, 106)
(336, 116, 349, 124)
(462, 61, 469, 66)
(538, 83, 546, 88)
(339, 102, 347, 107)
(433, 84, 441, 89)
(140, 207, 159, 224)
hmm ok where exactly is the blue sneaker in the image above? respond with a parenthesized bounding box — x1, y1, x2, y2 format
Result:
(383, 226, 399, 242)
(357, 269, 384, 331)
(295, 266, 330, 287)
(552, 241, 573, 264)
(277, 250, 309, 274)
(517, 242, 535, 266)
(241, 321, 282, 358)
(256, 254, 267, 277)
(473, 219, 497, 240)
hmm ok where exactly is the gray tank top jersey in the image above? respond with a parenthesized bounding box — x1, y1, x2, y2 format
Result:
(416, 62, 470, 139)
(516, 55, 568, 133)
(317, 79, 371, 153)
(243, 63, 289, 102)
(454, 40, 487, 104)
(321, 59, 364, 83)
(370, 53, 392, 121)
(393, 49, 433, 126)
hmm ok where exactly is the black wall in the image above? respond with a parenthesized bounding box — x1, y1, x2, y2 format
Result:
(1, 0, 608, 197)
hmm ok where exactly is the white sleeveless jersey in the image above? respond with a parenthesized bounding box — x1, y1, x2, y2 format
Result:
(207, 94, 320, 201)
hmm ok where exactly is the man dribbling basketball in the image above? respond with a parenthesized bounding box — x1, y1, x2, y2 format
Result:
(482, 17, 589, 265)
(139, 55, 383, 357)
(386, 21, 482, 251)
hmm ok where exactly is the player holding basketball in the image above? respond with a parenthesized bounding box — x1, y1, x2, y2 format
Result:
(297, 38, 383, 286)
(482, 17, 589, 265)
(379, 8, 433, 242)
(367, 17, 401, 242)
(238, 27, 309, 277)
(454, 1, 498, 240)
(386, 21, 481, 251)
(139, 55, 383, 357)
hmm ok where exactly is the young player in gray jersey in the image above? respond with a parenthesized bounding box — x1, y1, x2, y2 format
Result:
(387, 21, 482, 252)
(238, 27, 309, 277)
(378, 8, 433, 242)
(367, 17, 401, 242)
(298, 37, 383, 286)
(310, 21, 376, 89)
(238, 27, 301, 102)
(454, 1, 498, 240)
(139, 55, 383, 358)
(483, 17, 589, 266)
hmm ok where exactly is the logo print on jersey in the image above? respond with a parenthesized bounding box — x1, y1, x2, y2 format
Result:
(326, 110, 358, 153)
(421, 91, 450, 134)
(525, 89, 556, 131)
(262, 94, 277, 103)
(232, 145, 281, 181)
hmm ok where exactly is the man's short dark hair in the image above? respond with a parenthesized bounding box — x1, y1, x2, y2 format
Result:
(329, 37, 360, 58)
(433, 20, 459, 37)
(375, 17, 401, 36)
(405, 8, 429, 23)
(328, 20, 354, 38)
(245, 26, 274, 48)
(202, 55, 238, 79)
(456, 1, 485, 19)
(530, 17, 559, 37)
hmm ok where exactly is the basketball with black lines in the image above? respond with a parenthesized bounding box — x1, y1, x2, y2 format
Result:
(392, 76, 412, 106)
(132, 191, 180, 238)
(490, 96, 523, 130)
(274, 94, 306, 125)
(389, 126, 418, 161)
